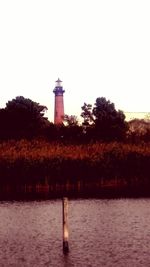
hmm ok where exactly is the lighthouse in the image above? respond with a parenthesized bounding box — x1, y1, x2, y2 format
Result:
(53, 78, 65, 124)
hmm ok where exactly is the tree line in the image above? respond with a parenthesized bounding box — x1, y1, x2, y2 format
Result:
(0, 96, 149, 142)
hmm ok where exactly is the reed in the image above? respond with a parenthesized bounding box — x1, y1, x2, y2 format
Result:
(0, 140, 150, 195)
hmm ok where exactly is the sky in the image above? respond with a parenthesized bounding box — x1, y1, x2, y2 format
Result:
(0, 0, 150, 122)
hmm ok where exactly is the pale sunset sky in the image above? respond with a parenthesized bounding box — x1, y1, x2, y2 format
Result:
(0, 0, 150, 122)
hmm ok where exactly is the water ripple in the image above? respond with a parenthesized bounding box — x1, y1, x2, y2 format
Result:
(0, 199, 149, 266)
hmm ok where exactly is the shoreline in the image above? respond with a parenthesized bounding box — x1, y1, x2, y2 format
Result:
(0, 184, 149, 201)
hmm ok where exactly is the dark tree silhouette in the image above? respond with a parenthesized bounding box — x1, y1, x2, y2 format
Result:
(81, 97, 128, 141)
(64, 114, 79, 126)
(81, 103, 94, 126)
(93, 97, 128, 141)
(0, 96, 49, 139)
(43, 122, 58, 141)
(60, 115, 82, 143)
(0, 108, 10, 139)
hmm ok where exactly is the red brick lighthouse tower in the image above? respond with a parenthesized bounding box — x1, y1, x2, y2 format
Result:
(53, 78, 65, 124)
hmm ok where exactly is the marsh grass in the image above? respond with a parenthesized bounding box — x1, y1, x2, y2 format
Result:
(0, 140, 150, 197)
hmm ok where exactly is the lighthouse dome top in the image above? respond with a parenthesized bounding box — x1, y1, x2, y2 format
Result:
(55, 78, 62, 87)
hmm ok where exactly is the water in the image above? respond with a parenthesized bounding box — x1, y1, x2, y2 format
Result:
(0, 199, 149, 267)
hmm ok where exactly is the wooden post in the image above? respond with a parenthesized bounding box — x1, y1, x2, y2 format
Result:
(62, 197, 69, 254)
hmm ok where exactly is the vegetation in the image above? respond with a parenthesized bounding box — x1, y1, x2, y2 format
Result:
(0, 96, 49, 140)
(127, 118, 150, 143)
(0, 140, 149, 198)
(81, 97, 128, 141)
(0, 95, 150, 198)
(0, 95, 150, 143)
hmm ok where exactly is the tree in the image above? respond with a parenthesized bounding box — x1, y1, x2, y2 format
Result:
(62, 114, 82, 143)
(0, 108, 11, 139)
(93, 97, 128, 140)
(81, 103, 94, 126)
(63, 114, 79, 126)
(43, 122, 58, 142)
(81, 97, 128, 141)
(2, 96, 49, 139)
(127, 119, 150, 143)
